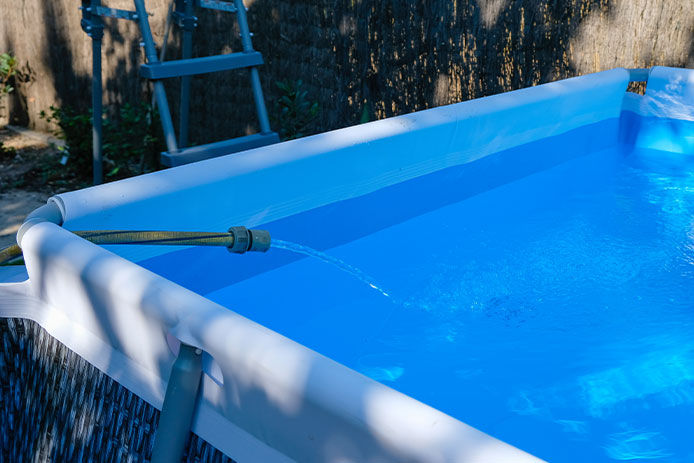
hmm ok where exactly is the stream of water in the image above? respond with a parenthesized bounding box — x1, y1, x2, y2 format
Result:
(271, 239, 391, 298)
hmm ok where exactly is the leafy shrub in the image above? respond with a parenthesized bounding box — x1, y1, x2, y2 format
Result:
(0, 53, 18, 156)
(0, 141, 16, 161)
(0, 52, 17, 103)
(39, 106, 92, 175)
(39, 103, 165, 181)
(104, 103, 164, 178)
(271, 79, 319, 140)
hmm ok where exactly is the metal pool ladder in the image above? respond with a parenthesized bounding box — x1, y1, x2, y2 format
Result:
(80, 0, 279, 181)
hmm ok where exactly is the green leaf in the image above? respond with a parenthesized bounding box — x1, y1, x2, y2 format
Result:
(360, 105, 370, 124)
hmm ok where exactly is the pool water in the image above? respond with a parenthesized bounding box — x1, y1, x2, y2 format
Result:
(204, 147, 694, 462)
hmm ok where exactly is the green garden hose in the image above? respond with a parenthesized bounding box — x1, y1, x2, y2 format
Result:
(0, 226, 271, 266)
(74, 230, 237, 247)
(0, 244, 22, 265)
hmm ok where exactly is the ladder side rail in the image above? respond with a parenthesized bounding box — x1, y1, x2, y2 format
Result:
(92, 25, 104, 184)
(133, 0, 179, 154)
(178, 0, 196, 148)
(233, 0, 271, 134)
(152, 0, 175, 110)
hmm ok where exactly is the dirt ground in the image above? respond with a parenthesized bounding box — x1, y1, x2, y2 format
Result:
(0, 127, 79, 248)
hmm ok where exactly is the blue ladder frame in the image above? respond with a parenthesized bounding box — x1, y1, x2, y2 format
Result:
(80, 0, 279, 182)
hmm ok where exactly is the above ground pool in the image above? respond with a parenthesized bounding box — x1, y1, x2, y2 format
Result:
(2, 66, 693, 462)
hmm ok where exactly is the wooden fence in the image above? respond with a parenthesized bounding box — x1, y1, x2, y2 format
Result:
(1, 0, 692, 142)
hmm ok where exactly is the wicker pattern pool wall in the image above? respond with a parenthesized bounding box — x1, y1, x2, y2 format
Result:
(0, 318, 234, 463)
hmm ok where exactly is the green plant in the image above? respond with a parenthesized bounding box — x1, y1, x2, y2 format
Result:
(0, 53, 18, 156)
(103, 103, 164, 178)
(39, 106, 93, 176)
(271, 79, 319, 140)
(0, 52, 17, 102)
(0, 141, 16, 161)
(39, 103, 164, 182)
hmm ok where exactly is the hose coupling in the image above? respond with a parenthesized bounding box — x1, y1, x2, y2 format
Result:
(227, 226, 271, 254)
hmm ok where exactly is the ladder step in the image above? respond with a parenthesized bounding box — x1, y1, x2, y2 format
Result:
(161, 132, 280, 167)
(199, 0, 238, 13)
(140, 52, 263, 80)
(94, 6, 139, 21)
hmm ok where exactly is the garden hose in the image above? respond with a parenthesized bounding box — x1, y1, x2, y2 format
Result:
(0, 244, 22, 265)
(0, 226, 271, 266)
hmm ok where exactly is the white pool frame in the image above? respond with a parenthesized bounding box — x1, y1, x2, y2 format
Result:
(3, 66, 691, 462)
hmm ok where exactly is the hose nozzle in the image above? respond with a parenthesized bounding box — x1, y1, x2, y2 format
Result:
(227, 226, 271, 254)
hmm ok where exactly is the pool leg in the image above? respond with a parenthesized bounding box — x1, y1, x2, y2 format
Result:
(151, 343, 203, 463)
(80, 0, 105, 185)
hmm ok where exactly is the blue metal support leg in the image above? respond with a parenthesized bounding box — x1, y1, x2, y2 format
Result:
(91, 34, 104, 185)
(81, 0, 105, 185)
(151, 343, 203, 463)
